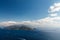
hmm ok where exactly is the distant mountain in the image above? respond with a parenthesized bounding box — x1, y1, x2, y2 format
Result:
(4, 25, 36, 30)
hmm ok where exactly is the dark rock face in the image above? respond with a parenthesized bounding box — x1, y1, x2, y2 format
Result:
(4, 25, 35, 30)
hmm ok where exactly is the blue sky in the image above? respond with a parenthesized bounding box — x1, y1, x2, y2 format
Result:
(0, 0, 60, 28)
(0, 0, 57, 21)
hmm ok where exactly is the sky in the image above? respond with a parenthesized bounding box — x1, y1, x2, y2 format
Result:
(0, 0, 60, 28)
(0, 0, 54, 21)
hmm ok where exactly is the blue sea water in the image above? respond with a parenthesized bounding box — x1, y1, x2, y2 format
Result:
(0, 29, 49, 40)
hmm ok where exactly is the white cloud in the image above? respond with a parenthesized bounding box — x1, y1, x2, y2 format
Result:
(50, 13, 57, 16)
(0, 21, 17, 26)
(49, 3, 60, 13)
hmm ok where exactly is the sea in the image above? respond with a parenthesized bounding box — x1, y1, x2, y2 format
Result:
(0, 29, 50, 40)
(0, 28, 60, 40)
